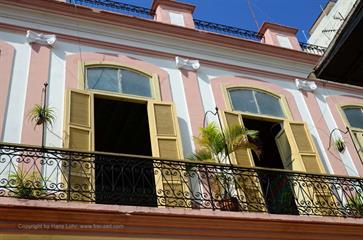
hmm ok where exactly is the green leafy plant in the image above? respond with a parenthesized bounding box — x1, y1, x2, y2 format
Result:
(188, 123, 260, 163)
(347, 194, 363, 216)
(335, 137, 345, 153)
(29, 104, 56, 127)
(188, 123, 260, 210)
(9, 169, 45, 199)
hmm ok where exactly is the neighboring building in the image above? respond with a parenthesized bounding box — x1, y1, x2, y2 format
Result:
(311, 0, 363, 162)
(0, 0, 363, 239)
(308, 0, 357, 47)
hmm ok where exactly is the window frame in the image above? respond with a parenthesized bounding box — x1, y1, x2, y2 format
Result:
(80, 62, 161, 101)
(340, 105, 363, 131)
(225, 86, 292, 122)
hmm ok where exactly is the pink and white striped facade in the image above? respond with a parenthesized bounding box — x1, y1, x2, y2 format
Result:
(1, 0, 363, 239)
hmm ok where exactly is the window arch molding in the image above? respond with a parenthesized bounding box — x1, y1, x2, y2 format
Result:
(225, 86, 291, 120)
(83, 63, 159, 101)
(340, 104, 363, 130)
(65, 53, 172, 102)
(211, 76, 302, 121)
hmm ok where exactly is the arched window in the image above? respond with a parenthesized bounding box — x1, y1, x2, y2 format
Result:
(343, 106, 363, 129)
(342, 106, 363, 159)
(86, 67, 152, 98)
(228, 88, 284, 118)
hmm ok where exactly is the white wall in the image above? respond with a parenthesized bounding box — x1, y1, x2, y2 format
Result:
(309, 0, 357, 47)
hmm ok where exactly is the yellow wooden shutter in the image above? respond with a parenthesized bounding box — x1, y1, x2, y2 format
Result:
(66, 90, 93, 151)
(280, 121, 324, 173)
(148, 101, 187, 207)
(222, 111, 266, 212)
(148, 101, 183, 159)
(65, 89, 94, 201)
(277, 121, 336, 215)
(222, 111, 254, 167)
(352, 130, 363, 160)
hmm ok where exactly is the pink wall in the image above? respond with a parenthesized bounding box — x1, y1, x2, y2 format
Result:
(327, 95, 363, 176)
(0, 41, 15, 141)
(302, 91, 348, 175)
(65, 52, 172, 102)
(152, 0, 195, 28)
(259, 22, 302, 51)
(21, 44, 51, 146)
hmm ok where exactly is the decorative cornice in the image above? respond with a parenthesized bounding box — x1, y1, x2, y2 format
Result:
(296, 78, 317, 92)
(151, 0, 195, 13)
(26, 30, 56, 46)
(258, 22, 299, 35)
(175, 56, 200, 71)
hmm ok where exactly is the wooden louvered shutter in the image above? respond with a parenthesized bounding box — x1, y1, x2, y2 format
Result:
(222, 111, 266, 212)
(222, 111, 254, 167)
(148, 101, 183, 159)
(67, 90, 93, 151)
(65, 89, 94, 201)
(277, 121, 335, 215)
(352, 130, 363, 160)
(148, 101, 187, 207)
(281, 121, 324, 173)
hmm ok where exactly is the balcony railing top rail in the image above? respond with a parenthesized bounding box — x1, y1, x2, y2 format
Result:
(67, 0, 156, 19)
(193, 19, 264, 42)
(65, 0, 326, 54)
(0, 143, 362, 218)
(299, 42, 327, 55)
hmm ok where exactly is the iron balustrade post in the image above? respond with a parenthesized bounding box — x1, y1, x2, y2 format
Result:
(204, 164, 216, 210)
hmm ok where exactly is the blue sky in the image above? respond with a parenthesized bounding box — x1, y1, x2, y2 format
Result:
(114, 0, 329, 42)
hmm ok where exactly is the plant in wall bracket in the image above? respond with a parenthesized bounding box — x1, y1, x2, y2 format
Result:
(335, 137, 346, 153)
(27, 82, 54, 148)
(29, 104, 55, 127)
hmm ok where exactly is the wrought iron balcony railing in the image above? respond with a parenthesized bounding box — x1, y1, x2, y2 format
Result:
(299, 42, 327, 55)
(67, 0, 155, 19)
(1, 143, 361, 217)
(194, 19, 264, 42)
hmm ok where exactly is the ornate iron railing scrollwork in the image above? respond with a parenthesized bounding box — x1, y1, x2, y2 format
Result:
(0, 143, 361, 217)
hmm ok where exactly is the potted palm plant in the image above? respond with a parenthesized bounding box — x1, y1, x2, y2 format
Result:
(188, 123, 260, 211)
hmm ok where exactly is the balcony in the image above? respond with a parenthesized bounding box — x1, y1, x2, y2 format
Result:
(66, 0, 326, 55)
(1, 143, 362, 218)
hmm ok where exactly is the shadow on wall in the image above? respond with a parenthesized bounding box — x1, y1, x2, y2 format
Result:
(178, 117, 193, 158)
(311, 134, 330, 173)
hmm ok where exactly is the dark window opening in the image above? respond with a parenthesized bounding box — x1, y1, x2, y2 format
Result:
(94, 97, 156, 207)
(243, 117, 298, 215)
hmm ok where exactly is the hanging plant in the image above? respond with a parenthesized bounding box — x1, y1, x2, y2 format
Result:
(335, 137, 346, 153)
(29, 104, 56, 127)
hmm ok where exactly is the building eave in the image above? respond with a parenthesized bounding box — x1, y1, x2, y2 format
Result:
(0, 0, 321, 65)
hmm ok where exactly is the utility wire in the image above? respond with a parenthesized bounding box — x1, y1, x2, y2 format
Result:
(246, 0, 259, 30)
